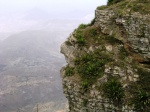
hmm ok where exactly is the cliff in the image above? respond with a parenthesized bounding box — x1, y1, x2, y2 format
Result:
(61, 0, 150, 111)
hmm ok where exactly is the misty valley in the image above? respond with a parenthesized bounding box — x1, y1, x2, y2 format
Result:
(0, 30, 68, 112)
(0, 14, 89, 112)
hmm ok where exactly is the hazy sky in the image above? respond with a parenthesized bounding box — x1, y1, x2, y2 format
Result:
(0, 0, 107, 14)
(0, 0, 107, 33)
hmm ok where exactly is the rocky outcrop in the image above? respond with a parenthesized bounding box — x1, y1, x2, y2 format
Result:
(95, 10, 150, 62)
(61, 1, 150, 112)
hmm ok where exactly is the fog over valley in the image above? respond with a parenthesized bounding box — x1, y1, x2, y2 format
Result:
(0, 0, 107, 112)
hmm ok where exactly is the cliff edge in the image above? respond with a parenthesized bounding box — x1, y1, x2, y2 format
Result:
(61, 0, 150, 111)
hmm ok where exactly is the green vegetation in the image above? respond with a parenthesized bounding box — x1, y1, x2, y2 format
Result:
(74, 50, 112, 91)
(103, 78, 124, 105)
(75, 26, 87, 47)
(75, 20, 126, 49)
(108, 0, 150, 15)
(82, 99, 88, 107)
(88, 28, 98, 37)
(83, 27, 99, 40)
(134, 91, 150, 111)
(119, 46, 128, 60)
(105, 35, 122, 45)
(78, 24, 88, 29)
(137, 68, 150, 93)
(65, 41, 72, 46)
(65, 66, 74, 76)
(76, 35, 86, 46)
(74, 25, 99, 47)
(81, 80, 89, 91)
(127, 0, 150, 14)
(75, 30, 86, 46)
(129, 67, 150, 111)
(78, 18, 96, 29)
(97, 5, 108, 10)
(98, 0, 150, 18)
(107, 0, 123, 5)
(135, 68, 150, 111)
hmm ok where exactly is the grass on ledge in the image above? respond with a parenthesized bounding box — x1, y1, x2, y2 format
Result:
(74, 50, 113, 91)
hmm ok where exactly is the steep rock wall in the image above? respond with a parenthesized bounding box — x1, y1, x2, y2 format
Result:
(61, 2, 150, 112)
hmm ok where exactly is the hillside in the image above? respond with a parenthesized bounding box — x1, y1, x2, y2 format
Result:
(0, 31, 67, 112)
(61, 0, 150, 111)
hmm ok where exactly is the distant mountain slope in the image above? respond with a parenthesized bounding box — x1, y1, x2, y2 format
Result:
(0, 30, 67, 112)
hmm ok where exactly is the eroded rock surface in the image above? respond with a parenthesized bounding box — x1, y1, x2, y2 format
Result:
(61, 1, 150, 112)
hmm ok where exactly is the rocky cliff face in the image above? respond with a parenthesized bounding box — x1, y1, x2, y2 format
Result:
(61, 1, 150, 112)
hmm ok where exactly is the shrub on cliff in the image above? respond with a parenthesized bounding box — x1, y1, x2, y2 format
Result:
(134, 91, 150, 111)
(107, 0, 123, 5)
(74, 51, 112, 90)
(75, 29, 86, 46)
(103, 78, 124, 105)
(65, 66, 74, 76)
